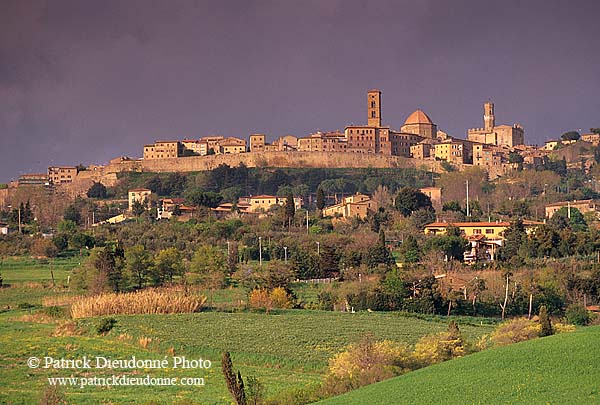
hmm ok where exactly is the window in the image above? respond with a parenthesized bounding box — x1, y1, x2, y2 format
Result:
(485, 229, 494, 234)
(473, 229, 482, 234)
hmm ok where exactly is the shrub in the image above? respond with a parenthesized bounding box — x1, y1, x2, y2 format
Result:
(40, 384, 67, 405)
(71, 288, 206, 318)
(553, 322, 576, 334)
(96, 317, 117, 334)
(248, 289, 271, 311)
(42, 306, 67, 318)
(565, 304, 591, 326)
(270, 287, 292, 309)
(324, 334, 413, 395)
(413, 324, 467, 367)
(491, 318, 540, 346)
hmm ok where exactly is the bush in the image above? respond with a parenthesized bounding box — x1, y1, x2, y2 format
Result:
(96, 317, 117, 334)
(413, 323, 467, 367)
(248, 289, 271, 310)
(41, 306, 67, 319)
(323, 334, 414, 396)
(491, 318, 540, 346)
(565, 304, 591, 326)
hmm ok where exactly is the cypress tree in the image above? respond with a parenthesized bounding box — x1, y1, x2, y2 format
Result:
(539, 305, 553, 337)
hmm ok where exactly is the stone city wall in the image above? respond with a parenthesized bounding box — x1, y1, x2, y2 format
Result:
(139, 151, 445, 173)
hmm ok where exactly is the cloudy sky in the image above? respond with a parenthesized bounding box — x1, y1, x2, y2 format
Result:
(1, 0, 599, 181)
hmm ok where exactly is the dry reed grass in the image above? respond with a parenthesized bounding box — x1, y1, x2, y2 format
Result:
(42, 295, 82, 307)
(70, 289, 207, 318)
(138, 336, 153, 349)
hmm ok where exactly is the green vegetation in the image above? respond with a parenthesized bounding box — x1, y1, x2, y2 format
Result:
(318, 326, 600, 404)
(0, 256, 79, 284)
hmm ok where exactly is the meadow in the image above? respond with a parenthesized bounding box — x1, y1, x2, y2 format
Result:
(318, 325, 600, 404)
(0, 256, 498, 404)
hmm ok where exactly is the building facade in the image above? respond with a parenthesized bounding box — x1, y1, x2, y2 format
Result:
(467, 101, 524, 147)
(48, 166, 77, 185)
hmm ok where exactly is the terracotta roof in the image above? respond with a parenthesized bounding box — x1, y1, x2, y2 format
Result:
(545, 200, 594, 207)
(250, 195, 278, 199)
(426, 220, 542, 228)
(404, 109, 434, 125)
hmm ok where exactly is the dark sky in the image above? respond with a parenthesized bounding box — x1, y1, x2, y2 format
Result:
(1, 0, 599, 182)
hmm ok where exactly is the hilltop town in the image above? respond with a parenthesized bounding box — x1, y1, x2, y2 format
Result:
(3, 90, 599, 200)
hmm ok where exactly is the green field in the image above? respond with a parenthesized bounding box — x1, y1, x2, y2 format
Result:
(318, 325, 600, 404)
(0, 308, 495, 404)
(0, 256, 80, 284)
(0, 258, 495, 404)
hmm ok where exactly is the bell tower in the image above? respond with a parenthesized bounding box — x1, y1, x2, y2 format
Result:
(484, 101, 495, 131)
(367, 89, 381, 127)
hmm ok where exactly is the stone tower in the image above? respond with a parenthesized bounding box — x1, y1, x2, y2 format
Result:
(484, 101, 495, 131)
(367, 89, 381, 127)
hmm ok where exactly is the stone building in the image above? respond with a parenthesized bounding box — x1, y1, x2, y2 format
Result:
(219, 137, 247, 154)
(322, 193, 378, 220)
(545, 200, 598, 218)
(143, 141, 183, 159)
(400, 110, 438, 139)
(128, 188, 152, 211)
(48, 166, 77, 185)
(345, 89, 393, 155)
(467, 101, 524, 147)
(249, 134, 266, 152)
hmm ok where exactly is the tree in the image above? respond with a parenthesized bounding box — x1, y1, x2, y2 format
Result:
(442, 201, 463, 213)
(151, 247, 184, 285)
(63, 204, 82, 224)
(499, 218, 527, 262)
(190, 245, 227, 290)
(316, 187, 325, 211)
(95, 248, 122, 293)
(368, 230, 395, 268)
(539, 305, 553, 337)
(222, 352, 246, 405)
(398, 235, 420, 263)
(125, 245, 152, 288)
(284, 192, 295, 230)
(549, 206, 587, 232)
(131, 200, 146, 217)
(508, 152, 524, 164)
(394, 187, 433, 217)
(561, 131, 580, 141)
(185, 188, 223, 208)
(591, 128, 600, 135)
(87, 182, 107, 199)
(52, 233, 69, 252)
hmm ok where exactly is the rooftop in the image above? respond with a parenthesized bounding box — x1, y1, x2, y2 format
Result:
(404, 109, 434, 125)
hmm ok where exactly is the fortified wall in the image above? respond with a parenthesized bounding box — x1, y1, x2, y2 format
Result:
(140, 151, 445, 173)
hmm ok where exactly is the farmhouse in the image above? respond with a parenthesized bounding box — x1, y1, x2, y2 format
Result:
(322, 193, 378, 220)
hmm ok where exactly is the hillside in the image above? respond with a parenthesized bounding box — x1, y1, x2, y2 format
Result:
(317, 326, 600, 404)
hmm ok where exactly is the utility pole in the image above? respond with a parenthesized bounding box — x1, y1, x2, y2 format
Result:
(18, 206, 22, 234)
(466, 180, 470, 217)
(284, 246, 288, 263)
(259, 236, 262, 266)
(306, 210, 309, 234)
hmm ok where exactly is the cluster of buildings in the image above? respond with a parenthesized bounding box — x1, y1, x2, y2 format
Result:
(140, 90, 540, 172)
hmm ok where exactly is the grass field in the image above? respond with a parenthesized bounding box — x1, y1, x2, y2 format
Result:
(0, 256, 80, 284)
(0, 256, 499, 404)
(317, 325, 600, 404)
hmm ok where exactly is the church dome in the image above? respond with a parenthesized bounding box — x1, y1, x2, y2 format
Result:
(404, 109, 433, 125)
